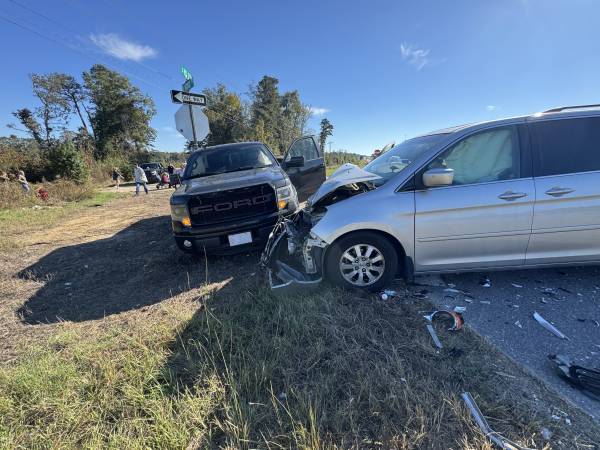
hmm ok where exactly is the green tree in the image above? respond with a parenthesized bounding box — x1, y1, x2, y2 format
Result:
(83, 64, 156, 159)
(250, 76, 281, 152)
(279, 91, 311, 151)
(202, 83, 248, 145)
(30, 73, 72, 147)
(11, 108, 43, 145)
(319, 118, 334, 152)
(46, 139, 89, 183)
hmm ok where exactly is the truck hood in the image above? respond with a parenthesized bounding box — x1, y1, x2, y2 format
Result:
(177, 166, 288, 196)
(308, 163, 381, 208)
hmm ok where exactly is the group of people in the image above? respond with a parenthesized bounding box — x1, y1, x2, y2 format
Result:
(0, 169, 31, 193)
(112, 163, 184, 196)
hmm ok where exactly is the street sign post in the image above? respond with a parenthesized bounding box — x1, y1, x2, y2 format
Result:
(175, 105, 210, 144)
(182, 78, 194, 92)
(171, 90, 206, 106)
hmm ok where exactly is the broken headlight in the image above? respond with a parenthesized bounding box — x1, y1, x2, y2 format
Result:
(276, 184, 296, 211)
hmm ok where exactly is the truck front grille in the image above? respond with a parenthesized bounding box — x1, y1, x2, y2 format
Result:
(188, 183, 277, 226)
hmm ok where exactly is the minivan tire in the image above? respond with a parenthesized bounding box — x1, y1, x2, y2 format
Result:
(325, 231, 398, 291)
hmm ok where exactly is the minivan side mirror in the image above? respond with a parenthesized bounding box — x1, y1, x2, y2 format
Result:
(285, 155, 305, 168)
(422, 168, 454, 187)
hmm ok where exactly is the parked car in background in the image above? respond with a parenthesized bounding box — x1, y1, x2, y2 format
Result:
(140, 162, 164, 183)
(170, 136, 325, 254)
(263, 105, 600, 292)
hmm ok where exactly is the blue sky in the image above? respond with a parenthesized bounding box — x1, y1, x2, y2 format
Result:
(1, 0, 599, 155)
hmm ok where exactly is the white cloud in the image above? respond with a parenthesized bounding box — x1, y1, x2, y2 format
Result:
(309, 107, 329, 116)
(486, 105, 498, 111)
(400, 43, 431, 70)
(90, 33, 157, 61)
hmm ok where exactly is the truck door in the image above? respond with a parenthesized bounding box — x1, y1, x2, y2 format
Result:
(282, 136, 326, 202)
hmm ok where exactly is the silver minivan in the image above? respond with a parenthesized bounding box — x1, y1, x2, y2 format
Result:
(263, 105, 600, 291)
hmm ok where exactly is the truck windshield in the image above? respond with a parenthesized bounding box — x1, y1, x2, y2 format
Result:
(184, 143, 276, 179)
(364, 133, 448, 183)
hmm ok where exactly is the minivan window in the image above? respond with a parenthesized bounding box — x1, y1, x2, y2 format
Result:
(426, 127, 520, 185)
(184, 144, 275, 179)
(531, 116, 600, 176)
(364, 133, 447, 183)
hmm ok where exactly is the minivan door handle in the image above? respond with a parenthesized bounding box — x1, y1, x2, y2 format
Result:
(545, 187, 574, 197)
(498, 191, 527, 201)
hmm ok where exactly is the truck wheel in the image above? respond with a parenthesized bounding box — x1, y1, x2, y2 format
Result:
(325, 232, 398, 291)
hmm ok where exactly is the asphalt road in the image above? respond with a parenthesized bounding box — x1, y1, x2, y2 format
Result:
(418, 265, 600, 422)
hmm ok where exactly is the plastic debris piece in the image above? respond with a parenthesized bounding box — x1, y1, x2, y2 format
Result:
(480, 300, 491, 305)
(453, 306, 467, 313)
(540, 427, 552, 440)
(533, 312, 568, 340)
(426, 324, 443, 349)
(511, 283, 523, 288)
(479, 277, 492, 288)
(424, 309, 464, 331)
(461, 392, 527, 450)
(514, 320, 522, 329)
(549, 354, 600, 400)
(444, 288, 461, 294)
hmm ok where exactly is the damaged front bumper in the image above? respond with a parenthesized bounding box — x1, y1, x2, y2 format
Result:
(260, 211, 328, 295)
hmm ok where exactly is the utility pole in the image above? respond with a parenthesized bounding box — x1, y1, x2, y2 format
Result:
(328, 141, 334, 152)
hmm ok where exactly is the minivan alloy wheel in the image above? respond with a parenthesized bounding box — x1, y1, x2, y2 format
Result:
(339, 244, 385, 286)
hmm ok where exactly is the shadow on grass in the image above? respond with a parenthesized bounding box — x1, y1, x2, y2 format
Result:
(17, 215, 256, 324)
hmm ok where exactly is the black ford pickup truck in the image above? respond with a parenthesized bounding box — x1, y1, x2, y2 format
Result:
(170, 136, 325, 254)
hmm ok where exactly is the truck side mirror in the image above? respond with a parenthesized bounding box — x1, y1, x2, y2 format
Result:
(285, 155, 305, 168)
(422, 168, 454, 187)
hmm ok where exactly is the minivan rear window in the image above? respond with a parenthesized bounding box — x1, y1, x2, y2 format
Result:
(531, 116, 600, 176)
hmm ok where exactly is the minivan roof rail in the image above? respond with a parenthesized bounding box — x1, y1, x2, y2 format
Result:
(543, 104, 600, 113)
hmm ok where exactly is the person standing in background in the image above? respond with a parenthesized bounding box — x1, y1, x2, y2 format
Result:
(133, 164, 148, 196)
(17, 170, 30, 193)
(112, 167, 123, 189)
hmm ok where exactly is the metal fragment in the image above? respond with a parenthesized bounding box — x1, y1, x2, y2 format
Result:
(533, 312, 568, 340)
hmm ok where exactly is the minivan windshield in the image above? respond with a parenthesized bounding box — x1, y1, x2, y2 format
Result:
(364, 133, 448, 183)
(184, 143, 276, 179)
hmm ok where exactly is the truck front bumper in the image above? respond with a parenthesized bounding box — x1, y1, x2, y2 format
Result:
(173, 211, 285, 255)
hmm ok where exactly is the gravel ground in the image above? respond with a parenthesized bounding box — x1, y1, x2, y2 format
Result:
(419, 266, 600, 422)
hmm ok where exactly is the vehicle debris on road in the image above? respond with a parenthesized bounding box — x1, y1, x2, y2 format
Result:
(426, 323, 443, 349)
(461, 391, 533, 450)
(424, 309, 464, 331)
(549, 354, 600, 400)
(533, 312, 569, 340)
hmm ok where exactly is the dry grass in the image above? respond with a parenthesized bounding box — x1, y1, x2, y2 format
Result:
(0, 281, 597, 449)
(0, 179, 96, 209)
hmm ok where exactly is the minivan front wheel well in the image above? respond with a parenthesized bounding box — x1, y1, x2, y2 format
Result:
(323, 229, 407, 290)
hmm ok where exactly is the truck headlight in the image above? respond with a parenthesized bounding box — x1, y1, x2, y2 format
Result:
(170, 204, 191, 227)
(276, 185, 294, 210)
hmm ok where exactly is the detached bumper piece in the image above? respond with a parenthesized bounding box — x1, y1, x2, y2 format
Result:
(260, 213, 326, 296)
(267, 261, 322, 296)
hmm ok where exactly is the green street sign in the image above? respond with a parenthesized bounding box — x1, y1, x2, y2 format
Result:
(180, 66, 193, 81)
(182, 78, 194, 92)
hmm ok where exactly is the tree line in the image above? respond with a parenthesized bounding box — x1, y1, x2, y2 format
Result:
(2, 67, 334, 184)
(200, 76, 334, 155)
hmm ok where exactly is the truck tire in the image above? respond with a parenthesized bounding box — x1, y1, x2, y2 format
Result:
(325, 231, 398, 291)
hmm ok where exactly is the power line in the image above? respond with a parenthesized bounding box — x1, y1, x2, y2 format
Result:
(9, 0, 175, 82)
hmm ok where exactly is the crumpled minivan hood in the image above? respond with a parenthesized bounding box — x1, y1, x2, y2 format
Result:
(308, 163, 381, 208)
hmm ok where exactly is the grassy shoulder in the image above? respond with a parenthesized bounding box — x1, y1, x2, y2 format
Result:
(0, 279, 596, 449)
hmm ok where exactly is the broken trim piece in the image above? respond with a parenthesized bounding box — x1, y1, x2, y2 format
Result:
(533, 311, 569, 340)
(462, 392, 532, 450)
(426, 324, 443, 349)
(549, 354, 600, 400)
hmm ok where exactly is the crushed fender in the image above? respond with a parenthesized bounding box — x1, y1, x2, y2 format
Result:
(462, 392, 533, 450)
(533, 311, 568, 340)
(549, 354, 600, 400)
(424, 309, 464, 331)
